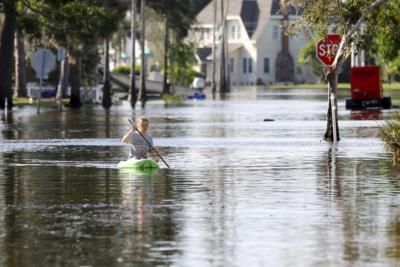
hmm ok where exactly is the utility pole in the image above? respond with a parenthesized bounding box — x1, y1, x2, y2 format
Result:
(211, 0, 217, 99)
(140, 0, 147, 107)
(162, 18, 170, 95)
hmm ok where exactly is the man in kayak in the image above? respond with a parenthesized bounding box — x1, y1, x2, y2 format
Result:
(122, 117, 160, 161)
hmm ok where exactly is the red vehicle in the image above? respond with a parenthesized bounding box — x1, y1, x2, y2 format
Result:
(345, 66, 391, 109)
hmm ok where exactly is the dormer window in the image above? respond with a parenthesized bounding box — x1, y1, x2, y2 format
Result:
(231, 26, 236, 39)
(229, 24, 242, 40)
(204, 29, 209, 40)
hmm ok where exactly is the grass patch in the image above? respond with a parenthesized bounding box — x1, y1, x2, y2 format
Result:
(13, 97, 68, 106)
(382, 83, 400, 90)
(270, 82, 400, 90)
(161, 94, 184, 103)
(270, 83, 350, 89)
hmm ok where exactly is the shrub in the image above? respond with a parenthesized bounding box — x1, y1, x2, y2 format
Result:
(112, 65, 141, 75)
(379, 111, 400, 163)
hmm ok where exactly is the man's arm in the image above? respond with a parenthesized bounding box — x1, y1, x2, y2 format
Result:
(122, 129, 134, 143)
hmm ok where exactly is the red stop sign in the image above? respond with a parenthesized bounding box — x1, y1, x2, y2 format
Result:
(316, 34, 342, 65)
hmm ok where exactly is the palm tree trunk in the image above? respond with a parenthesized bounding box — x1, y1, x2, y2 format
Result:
(0, 0, 16, 110)
(219, 0, 227, 94)
(14, 25, 26, 97)
(67, 53, 82, 108)
(102, 37, 112, 109)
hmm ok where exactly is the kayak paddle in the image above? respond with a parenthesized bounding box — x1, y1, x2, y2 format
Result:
(128, 119, 170, 168)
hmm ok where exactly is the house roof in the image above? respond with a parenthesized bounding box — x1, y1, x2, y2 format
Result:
(195, 0, 273, 40)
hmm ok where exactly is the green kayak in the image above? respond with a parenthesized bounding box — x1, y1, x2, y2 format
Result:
(117, 158, 160, 169)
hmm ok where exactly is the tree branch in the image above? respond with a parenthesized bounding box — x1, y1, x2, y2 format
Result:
(332, 0, 388, 69)
(347, 0, 388, 37)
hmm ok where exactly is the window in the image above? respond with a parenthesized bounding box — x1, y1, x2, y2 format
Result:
(231, 26, 236, 39)
(229, 58, 234, 73)
(243, 58, 247, 73)
(248, 58, 253, 73)
(200, 29, 205, 40)
(263, 58, 270, 73)
(273, 25, 279, 40)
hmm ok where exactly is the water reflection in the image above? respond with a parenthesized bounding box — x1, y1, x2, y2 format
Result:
(0, 164, 181, 265)
(318, 144, 400, 264)
(1, 88, 400, 265)
(350, 110, 382, 120)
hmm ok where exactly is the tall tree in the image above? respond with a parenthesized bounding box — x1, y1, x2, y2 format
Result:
(0, 0, 16, 110)
(99, 0, 128, 110)
(283, 0, 391, 142)
(147, 0, 199, 95)
(14, 23, 26, 97)
(20, 0, 128, 109)
(367, 0, 400, 78)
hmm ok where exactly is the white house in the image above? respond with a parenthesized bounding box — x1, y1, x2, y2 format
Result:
(188, 0, 318, 86)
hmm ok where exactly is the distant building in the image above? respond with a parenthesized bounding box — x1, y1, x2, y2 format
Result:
(188, 0, 318, 86)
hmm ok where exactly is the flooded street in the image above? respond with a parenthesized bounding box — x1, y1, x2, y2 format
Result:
(1, 88, 400, 266)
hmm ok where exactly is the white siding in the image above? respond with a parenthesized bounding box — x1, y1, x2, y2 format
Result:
(256, 19, 282, 84)
(189, 1, 319, 85)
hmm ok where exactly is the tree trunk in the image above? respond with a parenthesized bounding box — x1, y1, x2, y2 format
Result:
(219, 0, 227, 94)
(129, 0, 137, 108)
(0, 0, 16, 110)
(162, 18, 170, 96)
(56, 49, 67, 108)
(63, 55, 70, 97)
(324, 69, 340, 142)
(67, 53, 82, 108)
(140, 0, 147, 106)
(14, 25, 26, 97)
(102, 37, 112, 109)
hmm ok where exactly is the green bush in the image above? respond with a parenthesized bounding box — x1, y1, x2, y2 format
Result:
(112, 64, 141, 75)
(379, 111, 400, 163)
(112, 65, 131, 74)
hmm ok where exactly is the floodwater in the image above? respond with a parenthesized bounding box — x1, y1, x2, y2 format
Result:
(1, 88, 400, 266)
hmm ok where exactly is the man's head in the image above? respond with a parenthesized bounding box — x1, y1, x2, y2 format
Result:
(136, 117, 149, 133)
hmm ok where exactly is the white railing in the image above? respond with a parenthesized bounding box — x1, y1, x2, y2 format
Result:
(26, 84, 56, 98)
(77, 85, 103, 103)
(27, 83, 103, 103)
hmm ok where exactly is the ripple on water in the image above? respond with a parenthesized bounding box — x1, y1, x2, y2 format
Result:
(0, 95, 399, 266)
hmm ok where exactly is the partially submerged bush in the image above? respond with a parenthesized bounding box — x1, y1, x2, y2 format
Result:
(379, 111, 400, 163)
(112, 65, 141, 75)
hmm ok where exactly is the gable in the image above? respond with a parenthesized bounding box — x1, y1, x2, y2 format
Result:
(195, 0, 272, 40)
